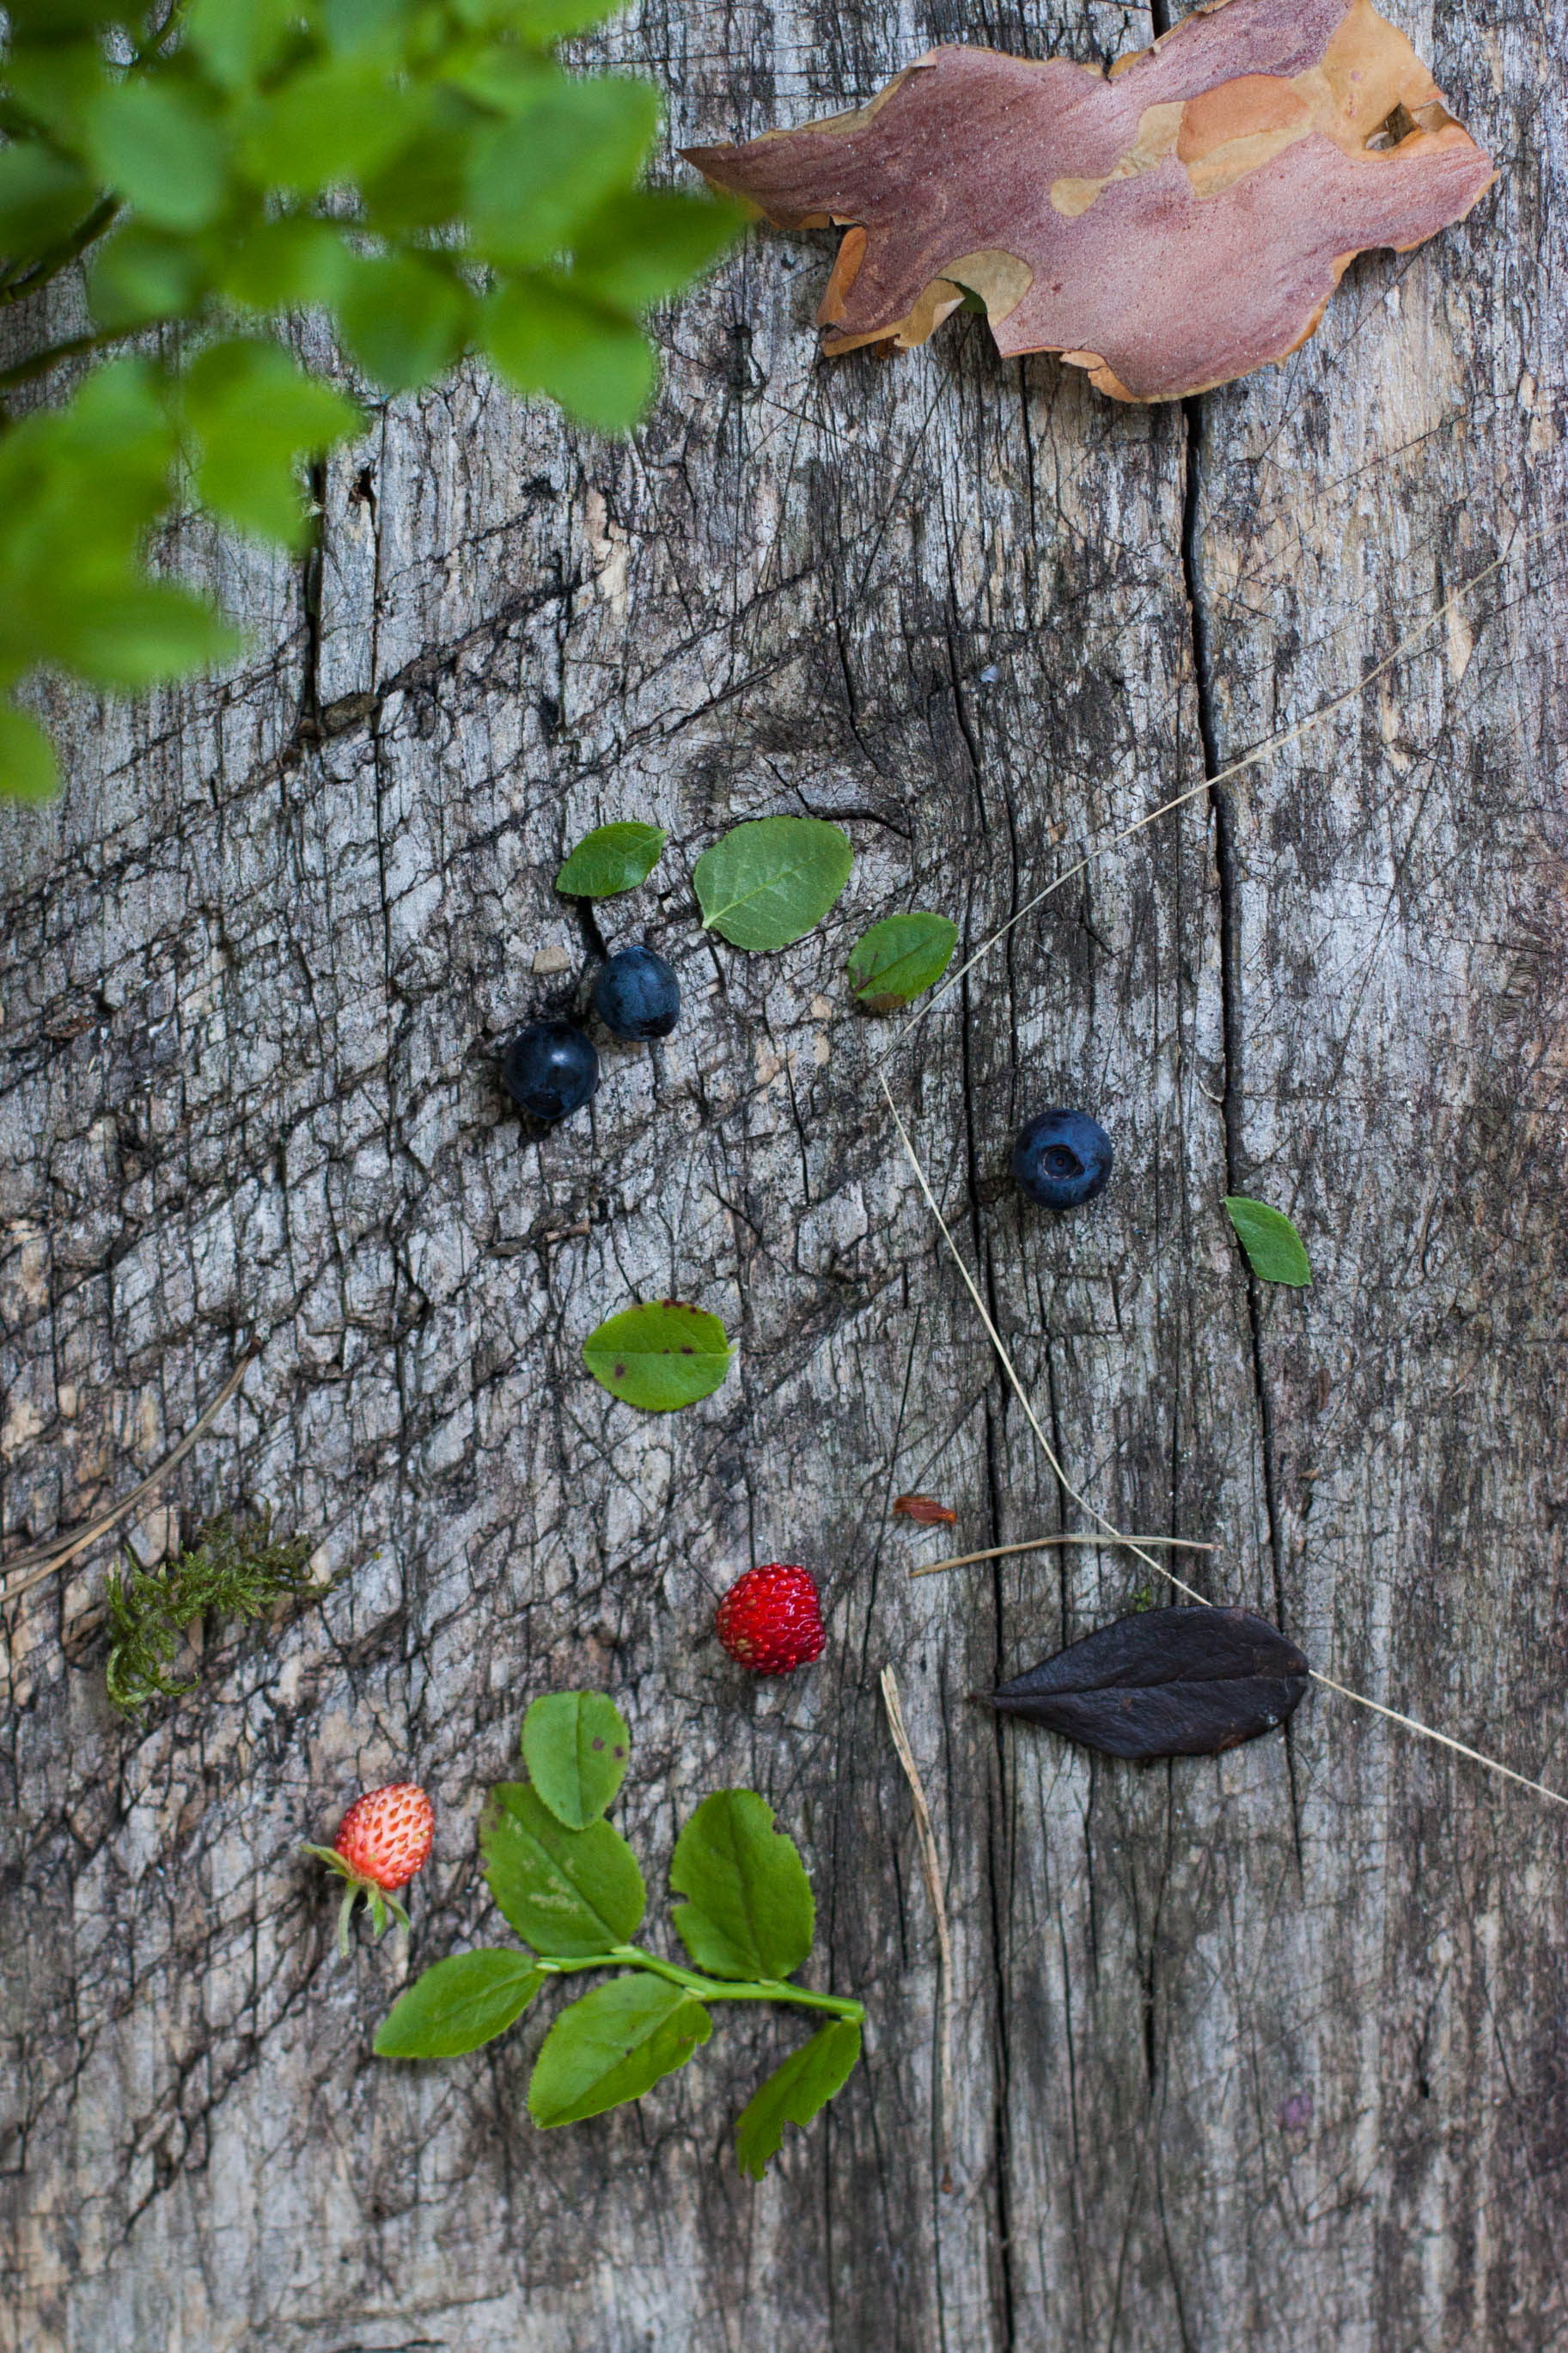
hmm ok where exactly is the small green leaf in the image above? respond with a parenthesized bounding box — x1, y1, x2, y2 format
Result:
(88, 225, 211, 332)
(555, 821, 666, 898)
(483, 274, 656, 434)
(570, 189, 744, 313)
(1223, 1196, 1312, 1287)
(186, 0, 300, 91)
(692, 816, 853, 951)
(522, 1691, 631, 1830)
(56, 584, 240, 691)
(0, 144, 97, 257)
(528, 1973, 711, 2128)
(481, 1782, 645, 1955)
(216, 218, 352, 313)
(0, 705, 58, 804)
(182, 340, 362, 547)
(235, 63, 429, 196)
(337, 252, 472, 393)
(82, 83, 228, 232)
(375, 1950, 545, 2059)
(735, 2019, 862, 2180)
(582, 1300, 732, 1413)
(669, 1789, 815, 1983)
(467, 77, 663, 268)
(846, 911, 958, 1011)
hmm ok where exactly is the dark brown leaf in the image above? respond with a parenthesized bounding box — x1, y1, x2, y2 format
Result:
(684, 0, 1494, 404)
(893, 1494, 958, 1526)
(981, 1605, 1309, 1760)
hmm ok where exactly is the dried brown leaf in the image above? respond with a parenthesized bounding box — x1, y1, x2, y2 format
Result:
(893, 1494, 958, 1526)
(685, 0, 1494, 402)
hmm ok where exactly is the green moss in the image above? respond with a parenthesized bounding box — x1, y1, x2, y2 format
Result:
(105, 1510, 317, 1715)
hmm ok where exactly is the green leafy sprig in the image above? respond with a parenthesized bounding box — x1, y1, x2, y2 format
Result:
(375, 1690, 865, 2179)
(105, 1507, 316, 1713)
(0, 1, 741, 800)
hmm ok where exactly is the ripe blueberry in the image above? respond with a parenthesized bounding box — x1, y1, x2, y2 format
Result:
(1013, 1108, 1113, 1207)
(503, 1021, 599, 1121)
(592, 945, 680, 1042)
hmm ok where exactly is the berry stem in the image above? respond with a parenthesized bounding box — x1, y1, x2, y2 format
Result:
(534, 1944, 866, 2025)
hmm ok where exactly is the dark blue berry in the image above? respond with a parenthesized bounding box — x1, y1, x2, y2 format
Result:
(503, 1021, 599, 1121)
(592, 945, 680, 1042)
(1013, 1108, 1113, 1208)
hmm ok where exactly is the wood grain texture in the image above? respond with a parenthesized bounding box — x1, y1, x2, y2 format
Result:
(1, 3, 1564, 2347)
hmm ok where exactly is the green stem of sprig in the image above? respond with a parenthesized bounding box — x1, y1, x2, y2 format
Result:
(0, 199, 122, 309)
(536, 1944, 865, 2025)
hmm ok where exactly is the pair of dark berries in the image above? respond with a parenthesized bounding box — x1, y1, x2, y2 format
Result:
(503, 946, 680, 1121)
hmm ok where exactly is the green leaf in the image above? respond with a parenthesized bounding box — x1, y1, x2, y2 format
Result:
(0, 144, 98, 260)
(483, 274, 656, 434)
(1223, 1196, 1312, 1287)
(522, 1691, 631, 1830)
(555, 820, 666, 897)
(582, 1300, 732, 1413)
(375, 1949, 545, 2059)
(82, 83, 229, 232)
(182, 339, 362, 547)
(467, 77, 662, 268)
(569, 189, 743, 313)
(528, 1973, 711, 2128)
(481, 1781, 645, 1955)
(186, 0, 301, 91)
(337, 252, 471, 392)
(216, 218, 352, 313)
(56, 584, 240, 691)
(669, 1790, 815, 1983)
(692, 816, 854, 951)
(0, 704, 58, 804)
(88, 225, 212, 331)
(735, 2019, 861, 2180)
(463, 0, 628, 46)
(235, 64, 430, 196)
(846, 911, 958, 1011)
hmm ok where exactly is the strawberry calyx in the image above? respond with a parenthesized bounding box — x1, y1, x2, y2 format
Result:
(303, 1843, 414, 1958)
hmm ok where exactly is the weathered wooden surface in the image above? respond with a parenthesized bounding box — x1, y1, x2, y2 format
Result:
(2, 3, 1565, 2347)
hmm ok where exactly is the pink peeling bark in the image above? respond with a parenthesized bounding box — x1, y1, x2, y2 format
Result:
(683, 0, 1495, 402)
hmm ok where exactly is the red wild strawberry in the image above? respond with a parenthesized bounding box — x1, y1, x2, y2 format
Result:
(715, 1563, 826, 1676)
(305, 1782, 433, 1957)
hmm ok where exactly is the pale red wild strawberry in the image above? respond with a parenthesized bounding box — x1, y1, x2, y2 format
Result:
(306, 1782, 433, 1957)
(335, 1783, 433, 1889)
(715, 1563, 825, 1676)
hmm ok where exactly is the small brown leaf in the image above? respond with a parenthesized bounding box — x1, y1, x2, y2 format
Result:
(982, 1605, 1309, 1760)
(894, 1494, 958, 1526)
(685, 0, 1494, 403)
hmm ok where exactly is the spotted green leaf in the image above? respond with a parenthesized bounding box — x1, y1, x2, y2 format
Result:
(582, 1300, 732, 1412)
(481, 1782, 645, 1955)
(522, 1691, 631, 1830)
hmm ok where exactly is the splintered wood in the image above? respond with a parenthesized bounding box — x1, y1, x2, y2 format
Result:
(684, 0, 1494, 401)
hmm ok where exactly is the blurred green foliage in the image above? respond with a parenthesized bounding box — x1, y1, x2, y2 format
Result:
(0, 0, 741, 802)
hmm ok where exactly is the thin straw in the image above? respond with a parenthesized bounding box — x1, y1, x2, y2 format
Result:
(911, 1533, 1216, 1579)
(0, 1348, 256, 1607)
(881, 1665, 955, 2179)
(888, 524, 1562, 1058)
